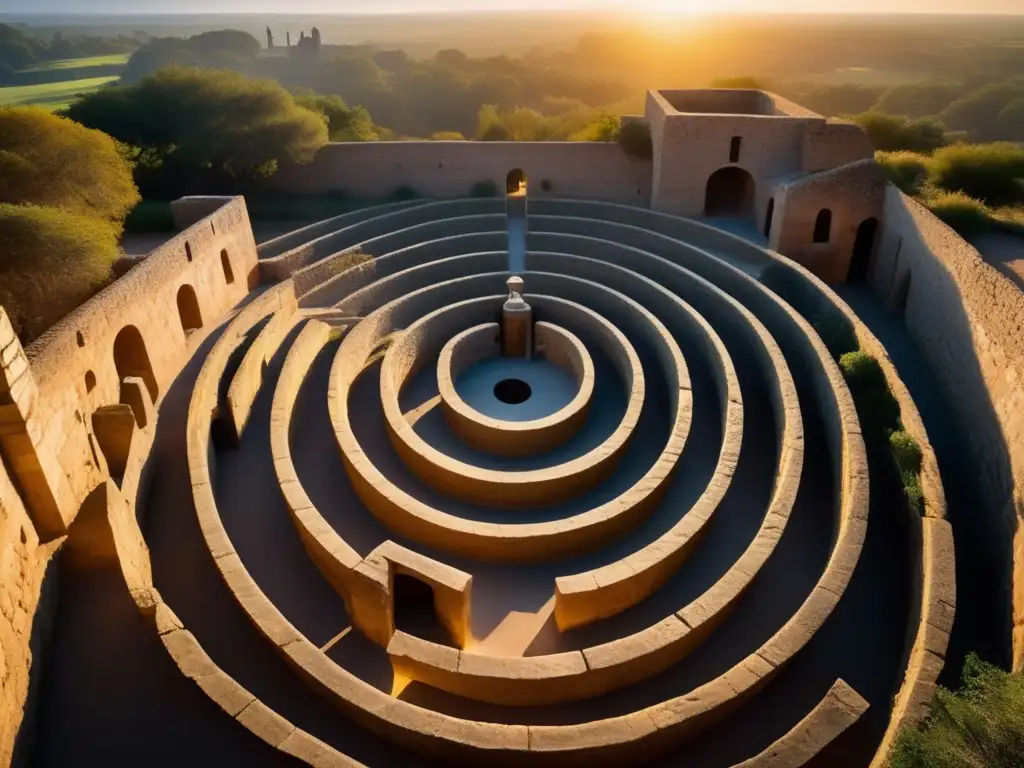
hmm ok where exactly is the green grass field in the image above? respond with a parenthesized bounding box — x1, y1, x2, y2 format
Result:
(0, 76, 121, 111)
(19, 54, 129, 72)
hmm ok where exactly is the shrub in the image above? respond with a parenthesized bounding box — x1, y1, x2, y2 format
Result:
(924, 191, 995, 237)
(431, 131, 466, 141)
(890, 430, 923, 475)
(618, 121, 653, 160)
(852, 112, 948, 153)
(469, 180, 499, 198)
(876, 151, 931, 196)
(901, 469, 924, 514)
(839, 351, 901, 433)
(0, 106, 140, 229)
(0, 204, 121, 342)
(927, 142, 1024, 206)
(889, 653, 1024, 767)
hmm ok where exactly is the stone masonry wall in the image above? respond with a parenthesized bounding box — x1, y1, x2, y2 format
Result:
(266, 141, 653, 205)
(873, 188, 1024, 669)
(772, 160, 886, 284)
(0, 197, 259, 761)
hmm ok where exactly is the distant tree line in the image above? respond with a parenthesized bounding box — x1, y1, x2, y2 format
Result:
(0, 23, 137, 77)
(116, 30, 631, 140)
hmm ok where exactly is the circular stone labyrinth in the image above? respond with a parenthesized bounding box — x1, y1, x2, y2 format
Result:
(169, 198, 935, 767)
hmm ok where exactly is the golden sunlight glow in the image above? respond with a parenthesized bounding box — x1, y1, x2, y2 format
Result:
(639, 0, 710, 13)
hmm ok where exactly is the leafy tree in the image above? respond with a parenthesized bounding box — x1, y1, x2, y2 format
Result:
(67, 67, 327, 196)
(851, 112, 948, 153)
(295, 92, 379, 141)
(0, 107, 140, 228)
(571, 113, 619, 142)
(120, 30, 260, 85)
(0, 204, 120, 342)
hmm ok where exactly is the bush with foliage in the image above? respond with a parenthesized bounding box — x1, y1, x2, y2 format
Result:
(0, 204, 121, 342)
(924, 191, 997, 237)
(890, 430, 923, 474)
(851, 112, 948, 153)
(890, 653, 1024, 767)
(0, 106, 140, 227)
(67, 67, 328, 198)
(839, 351, 901, 434)
(927, 143, 1024, 207)
(618, 121, 653, 160)
(876, 151, 932, 196)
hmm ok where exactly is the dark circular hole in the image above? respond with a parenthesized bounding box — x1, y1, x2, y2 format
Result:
(494, 378, 531, 405)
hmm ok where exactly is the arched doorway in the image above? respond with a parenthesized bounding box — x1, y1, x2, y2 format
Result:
(112, 325, 158, 403)
(848, 217, 878, 283)
(176, 284, 204, 333)
(506, 168, 527, 195)
(704, 167, 755, 217)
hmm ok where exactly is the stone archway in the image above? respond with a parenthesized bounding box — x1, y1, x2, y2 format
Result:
(848, 217, 878, 283)
(112, 325, 158, 403)
(506, 168, 527, 196)
(176, 284, 204, 333)
(704, 167, 755, 217)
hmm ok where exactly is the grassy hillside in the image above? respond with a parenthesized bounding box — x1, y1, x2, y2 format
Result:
(0, 75, 120, 111)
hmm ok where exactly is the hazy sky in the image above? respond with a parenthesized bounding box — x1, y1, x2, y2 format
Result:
(8, 0, 1024, 13)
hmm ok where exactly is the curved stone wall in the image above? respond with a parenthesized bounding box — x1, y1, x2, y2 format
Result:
(8, 188, 961, 768)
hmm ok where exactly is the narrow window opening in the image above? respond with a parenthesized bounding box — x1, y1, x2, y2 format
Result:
(813, 209, 832, 244)
(729, 136, 742, 163)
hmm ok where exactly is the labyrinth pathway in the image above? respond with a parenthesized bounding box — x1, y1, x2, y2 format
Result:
(30, 196, 954, 768)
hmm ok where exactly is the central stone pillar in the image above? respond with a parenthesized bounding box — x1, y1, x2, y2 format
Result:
(502, 276, 532, 358)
